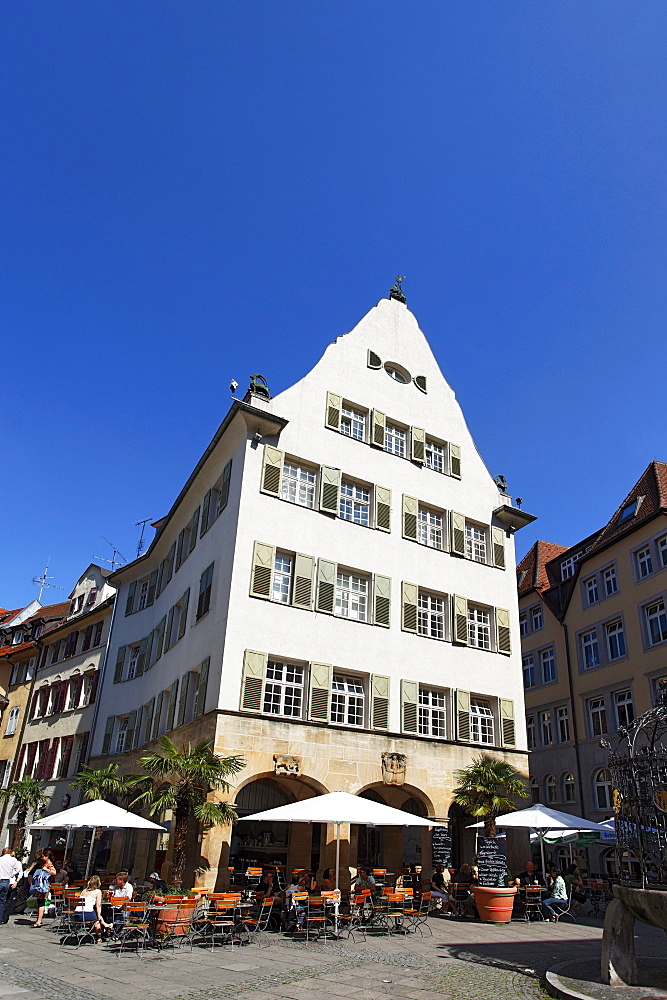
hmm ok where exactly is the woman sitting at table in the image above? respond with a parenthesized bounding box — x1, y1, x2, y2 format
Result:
(563, 864, 587, 911)
(542, 867, 568, 921)
(321, 868, 336, 891)
(297, 871, 319, 893)
(76, 876, 113, 943)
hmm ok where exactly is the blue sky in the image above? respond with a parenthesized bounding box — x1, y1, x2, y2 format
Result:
(3, 2, 667, 607)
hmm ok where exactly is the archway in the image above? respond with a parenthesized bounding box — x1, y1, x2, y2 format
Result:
(356, 789, 384, 868)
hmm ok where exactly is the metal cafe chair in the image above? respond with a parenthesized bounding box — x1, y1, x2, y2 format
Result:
(523, 886, 545, 922)
(193, 897, 237, 950)
(116, 901, 152, 955)
(449, 884, 473, 920)
(337, 894, 366, 942)
(405, 891, 433, 936)
(236, 895, 273, 948)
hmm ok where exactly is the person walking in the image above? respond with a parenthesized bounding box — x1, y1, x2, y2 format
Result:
(0, 849, 22, 924)
(29, 849, 56, 927)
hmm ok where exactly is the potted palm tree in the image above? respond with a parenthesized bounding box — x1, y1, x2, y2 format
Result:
(452, 755, 527, 923)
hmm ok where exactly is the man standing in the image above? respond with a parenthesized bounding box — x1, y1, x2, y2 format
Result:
(0, 849, 23, 924)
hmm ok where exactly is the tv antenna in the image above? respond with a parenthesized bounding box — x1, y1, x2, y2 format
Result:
(135, 518, 153, 558)
(32, 561, 65, 602)
(93, 537, 128, 571)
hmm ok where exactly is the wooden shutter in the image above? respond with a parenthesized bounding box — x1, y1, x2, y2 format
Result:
(200, 489, 211, 536)
(451, 512, 466, 556)
(241, 650, 267, 713)
(102, 716, 114, 755)
(146, 569, 158, 606)
(189, 508, 200, 553)
(456, 690, 471, 741)
(195, 657, 210, 718)
(250, 541, 275, 599)
(401, 582, 419, 633)
(144, 698, 155, 744)
(411, 426, 425, 464)
(178, 588, 190, 639)
(155, 616, 165, 663)
(374, 486, 391, 532)
(292, 553, 315, 610)
(371, 409, 386, 448)
(175, 529, 186, 570)
(136, 635, 151, 675)
(220, 459, 232, 510)
(500, 699, 516, 747)
(414, 374, 427, 393)
(496, 608, 511, 655)
(89, 670, 99, 703)
(15, 744, 26, 781)
(125, 581, 136, 616)
(260, 445, 284, 496)
(367, 349, 382, 369)
(371, 675, 390, 730)
(164, 607, 174, 652)
(113, 646, 126, 684)
(452, 596, 468, 644)
(315, 559, 337, 614)
(165, 542, 175, 586)
(126, 710, 138, 752)
(166, 684, 178, 731)
(26, 742, 38, 775)
(449, 443, 461, 479)
(373, 575, 391, 628)
(152, 691, 164, 740)
(401, 679, 419, 734)
(402, 495, 418, 541)
(308, 662, 332, 722)
(59, 735, 74, 778)
(325, 391, 341, 430)
(492, 527, 506, 569)
(177, 673, 189, 727)
(45, 738, 59, 779)
(319, 466, 341, 514)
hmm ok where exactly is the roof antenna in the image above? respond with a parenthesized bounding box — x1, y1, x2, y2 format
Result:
(32, 560, 65, 601)
(93, 537, 128, 571)
(135, 518, 153, 558)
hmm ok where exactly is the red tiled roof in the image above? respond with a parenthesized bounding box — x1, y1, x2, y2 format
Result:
(32, 601, 70, 620)
(0, 608, 23, 626)
(517, 540, 569, 596)
(584, 461, 667, 558)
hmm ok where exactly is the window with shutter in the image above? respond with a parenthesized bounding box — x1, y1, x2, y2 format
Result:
(292, 553, 315, 610)
(189, 508, 200, 553)
(401, 679, 419, 733)
(308, 662, 331, 722)
(58, 735, 75, 778)
(374, 486, 391, 532)
(319, 467, 341, 514)
(371, 409, 386, 448)
(200, 489, 211, 536)
(500, 699, 516, 747)
(496, 608, 511, 655)
(177, 589, 190, 639)
(101, 716, 115, 755)
(177, 673, 189, 727)
(125, 581, 137, 616)
(411, 426, 425, 464)
(456, 690, 471, 741)
(316, 559, 336, 614)
(143, 698, 155, 744)
(250, 541, 275, 599)
(492, 527, 506, 569)
(241, 650, 267, 713)
(371, 675, 390, 730)
(449, 443, 461, 479)
(124, 711, 138, 752)
(452, 596, 469, 644)
(152, 691, 164, 740)
(164, 607, 175, 652)
(113, 646, 126, 684)
(195, 658, 210, 718)
(219, 459, 232, 513)
(147, 569, 158, 606)
(367, 350, 382, 369)
(325, 391, 342, 431)
(373, 575, 391, 628)
(196, 563, 214, 620)
(166, 684, 178, 731)
(401, 582, 418, 633)
(402, 495, 418, 540)
(136, 635, 151, 675)
(450, 512, 466, 556)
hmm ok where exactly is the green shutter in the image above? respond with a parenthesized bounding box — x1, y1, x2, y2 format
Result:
(175, 528, 186, 570)
(189, 508, 200, 552)
(456, 690, 471, 741)
(152, 692, 164, 740)
(134, 707, 145, 749)
(374, 486, 391, 532)
(373, 574, 391, 628)
(136, 635, 151, 676)
(200, 489, 211, 536)
(146, 569, 158, 606)
(260, 445, 284, 496)
(250, 541, 275, 599)
(156, 560, 165, 596)
(144, 698, 155, 744)
(414, 374, 427, 394)
(241, 649, 267, 713)
(371, 675, 390, 730)
(165, 542, 175, 585)
(319, 466, 341, 514)
(367, 350, 382, 369)
(371, 409, 386, 448)
(101, 716, 114, 755)
(125, 582, 136, 616)
(401, 582, 419, 633)
(178, 588, 190, 639)
(113, 646, 126, 684)
(292, 553, 315, 610)
(195, 657, 209, 718)
(164, 607, 174, 652)
(154, 617, 166, 663)
(125, 710, 137, 752)
(500, 699, 516, 747)
(449, 443, 461, 479)
(496, 608, 511, 655)
(452, 596, 468, 644)
(325, 391, 341, 431)
(308, 662, 332, 722)
(220, 459, 232, 510)
(411, 426, 425, 464)
(315, 559, 336, 614)
(177, 673, 189, 727)
(402, 495, 418, 541)
(451, 512, 466, 556)
(166, 683, 178, 731)
(492, 527, 506, 570)
(401, 680, 419, 734)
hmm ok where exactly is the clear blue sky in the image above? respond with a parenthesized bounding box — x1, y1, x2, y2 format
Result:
(3, 2, 667, 607)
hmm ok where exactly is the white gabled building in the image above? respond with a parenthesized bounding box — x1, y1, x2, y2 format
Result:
(91, 292, 534, 886)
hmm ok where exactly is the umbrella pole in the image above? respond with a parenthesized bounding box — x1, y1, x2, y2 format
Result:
(539, 831, 546, 877)
(84, 827, 97, 879)
(62, 829, 72, 868)
(334, 823, 341, 935)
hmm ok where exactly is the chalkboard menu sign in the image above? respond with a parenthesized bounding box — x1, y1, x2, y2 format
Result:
(476, 837, 508, 888)
(431, 826, 452, 868)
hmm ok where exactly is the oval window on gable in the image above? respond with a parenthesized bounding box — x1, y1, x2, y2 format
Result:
(384, 362, 410, 384)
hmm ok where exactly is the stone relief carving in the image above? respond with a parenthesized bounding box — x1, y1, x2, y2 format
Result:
(274, 754, 301, 777)
(381, 752, 407, 785)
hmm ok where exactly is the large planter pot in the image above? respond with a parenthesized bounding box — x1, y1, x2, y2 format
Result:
(471, 885, 517, 923)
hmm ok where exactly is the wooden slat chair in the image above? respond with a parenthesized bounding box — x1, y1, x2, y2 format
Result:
(193, 897, 237, 950)
(372, 869, 388, 888)
(156, 900, 198, 950)
(304, 896, 329, 941)
(245, 867, 263, 890)
(289, 891, 309, 939)
(404, 891, 432, 936)
(116, 901, 151, 955)
(236, 895, 273, 948)
(106, 896, 131, 943)
(337, 894, 366, 942)
(57, 896, 94, 946)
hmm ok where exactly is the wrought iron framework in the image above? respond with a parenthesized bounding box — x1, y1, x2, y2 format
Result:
(604, 677, 667, 887)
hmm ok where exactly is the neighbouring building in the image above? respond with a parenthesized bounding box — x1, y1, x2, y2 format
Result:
(518, 460, 667, 876)
(92, 290, 535, 886)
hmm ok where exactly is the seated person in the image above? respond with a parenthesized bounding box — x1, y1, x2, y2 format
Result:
(430, 865, 451, 913)
(297, 871, 319, 893)
(449, 863, 476, 916)
(109, 873, 134, 900)
(321, 867, 336, 892)
(255, 869, 280, 898)
(77, 876, 113, 942)
(451, 863, 477, 886)
(147, 871, 169, 896)
(563, 864, 586, 910)
(515, 860, 546, 888)
(352, 867, 376, 892)
(542, 868, 568, 920)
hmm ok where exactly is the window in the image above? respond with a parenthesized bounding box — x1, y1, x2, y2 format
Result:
(136, 577, 150, 612)
(468, 606, 491, 650)
(563, 773, 576, 802)
(418, 592, 445, 639)
(5, 707, 19, 737)
(114, 717, 129, 754)
(196, 563, 214, 620)
(335, 571, 368, 622)
(522, 656, 535, 689)
(581, 629, 600, 670)
(595, 768, 612, 809)
(0, 760, 12, 790)
(561, 553, 582, 580)
(556, 706, 570, 743)
(619, 501, 638, 523)
(636, 546, 653, 579)
(539, 710, 553, 746)
(281, 462, 316, 508)
(263, 661, 304, 718)
(603, 566, 618, 597)
(126, 645, 140, 681)
(605, 620, 626, 660)
(418, 688, 447, 738)
(331, 675, 364, 727)
(81, 625, 93, 652)
(385, 423, 406, 457)
(339, 481, 370, 526)
(87, 587, 98, 606)
(67, 676, 80, 710)
(418, 508, 443, 550)
(271, 555, 292, 604)
(531, 606, 543, 630)
(470, 698, 494, 745)
(584, 576, 599, 605)
(614, 689, 634, 729)
(588, 696, 608, 737)
(81, 673, 95, 707)
(9, 664, 19, 687)
(25, 657, 36, 682)
(530, 777, 540, 804)
(545, 774, 557, 803)
(425, 438, 444, 473)
(646, 600, 667, 646)
(64, 631, 78, 659)
(92, 621, 103, 646)
(659, 536, 667, 569)
(12, 631, 23, 646)
(541, 647, 556, 684)
(175, 507, 199, 571)
(340, 404, 365, 441)
(465, 524, 487, 563)
(519, 612, 527, 638)
(526, 714, 536, 749)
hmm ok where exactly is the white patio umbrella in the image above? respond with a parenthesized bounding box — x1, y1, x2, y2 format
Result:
(30, 799, 166, 877)
(238, 790, 442, 890)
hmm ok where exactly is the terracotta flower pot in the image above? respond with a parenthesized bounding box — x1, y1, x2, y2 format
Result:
(471, 885, 517, 923)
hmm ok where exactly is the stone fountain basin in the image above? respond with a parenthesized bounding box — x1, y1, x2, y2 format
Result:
(614, 884, 667, 930)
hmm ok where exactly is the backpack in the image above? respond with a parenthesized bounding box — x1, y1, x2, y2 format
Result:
(29, 868, 50, 894)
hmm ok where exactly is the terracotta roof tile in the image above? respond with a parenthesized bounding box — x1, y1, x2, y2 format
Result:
(517, 540, 568, 596)
(585, 461, 667, 558)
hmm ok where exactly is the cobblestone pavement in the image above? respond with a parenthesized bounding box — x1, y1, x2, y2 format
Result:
(0, 912, 662, 1000)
